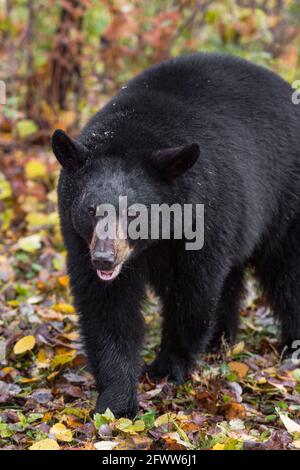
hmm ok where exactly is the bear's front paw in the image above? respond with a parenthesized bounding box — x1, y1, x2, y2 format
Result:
(143, 352, 191, 385)
(95, 391, 138, 419)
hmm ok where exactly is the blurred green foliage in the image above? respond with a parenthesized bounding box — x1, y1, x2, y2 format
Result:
(0, 0, 299, 134)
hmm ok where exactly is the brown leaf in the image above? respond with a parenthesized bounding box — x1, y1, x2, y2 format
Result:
(224, 402, 246, 420)
(228, 361, 249, 379)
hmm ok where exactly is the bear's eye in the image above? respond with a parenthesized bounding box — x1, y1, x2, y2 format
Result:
(88, 206, 96, 217)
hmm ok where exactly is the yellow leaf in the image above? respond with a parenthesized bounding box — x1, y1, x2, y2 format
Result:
(1, 366, 15, 376)
(29, 438, 60, 450)
(51, 351, 77, 369)
(62, 331, 79, 341)
(36, 349, 50, 366)
(26, 212, 58, 228)
(292, 440, 300, 449)
(115, 418, 145, 434)
(26, 212, 48, 227)
(47, 371, 60, 381)
(7, 300, 20, 307)
(25, 159, 47, 179)
(17, 119, 38, 139)
(53, 303, 75, 314)
(14, 336, 36, 355)
(55, 111, 76, 130)
(154, 413, 178, 427)
(212, 443, 225, 450)
(227, 341, 245, 357)
(257, 377, 267, 384)
(115, 418, 132, 429)
(18, 234, 42, 253)
(228, 361, 249, 379)
(19, 377, 40, 383)
(42, 412, 53, 423)
(50, 423, 73, 442)
(0, 173, 12, 200)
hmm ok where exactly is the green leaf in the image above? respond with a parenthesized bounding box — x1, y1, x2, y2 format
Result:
(0, 173, 12, 200)
(139, 411, 156, 429)
(27, 413, 43, 424)
(16, 119, 38, 138)
(94, 408, 115, 428)
(0, 423, 13, 438)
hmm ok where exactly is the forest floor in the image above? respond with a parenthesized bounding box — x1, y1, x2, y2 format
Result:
(0, 145, 300, 450)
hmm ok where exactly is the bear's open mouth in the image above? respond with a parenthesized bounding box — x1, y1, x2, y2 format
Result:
(97, 264, 122, 281)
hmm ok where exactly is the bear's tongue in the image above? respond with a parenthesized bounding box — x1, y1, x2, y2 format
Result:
(97, 264, 121, 281)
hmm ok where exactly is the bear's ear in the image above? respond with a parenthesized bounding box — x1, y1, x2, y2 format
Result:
(52, 129, 89, 171)
(150, 143, 200, 179)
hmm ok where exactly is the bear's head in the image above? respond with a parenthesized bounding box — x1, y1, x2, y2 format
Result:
(52, 129, 200, 281)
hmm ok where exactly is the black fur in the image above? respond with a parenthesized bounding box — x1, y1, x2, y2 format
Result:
(52, 53, 300, 418)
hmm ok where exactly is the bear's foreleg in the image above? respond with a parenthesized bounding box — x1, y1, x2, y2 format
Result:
(77, 275, 146, 418)
(145, 254, 229, 383)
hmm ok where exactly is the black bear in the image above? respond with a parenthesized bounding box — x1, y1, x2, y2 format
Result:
(52, 53, 300, 418)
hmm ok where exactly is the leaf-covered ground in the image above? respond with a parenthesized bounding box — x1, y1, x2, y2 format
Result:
(1, 147, 300, 451)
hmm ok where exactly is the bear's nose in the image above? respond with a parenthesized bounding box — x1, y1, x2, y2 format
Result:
(91, 250, 115, 271)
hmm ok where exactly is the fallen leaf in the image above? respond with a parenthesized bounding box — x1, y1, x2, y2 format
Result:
(50, 423, 73, 442)
(26, 212, 58, 228)
(61, 332, 79, 342)
(18, 234, 42, 253)
(65, 415, 84, 429)
(25, 158, 47, 179)
(19, 377, 40, 383)
(94, 440, 118, 450)
(154, 413, 177, 427)
(225, 403, 246, 420)
(162, 432, 194, 450)
(17, 120, 38, 139)
(0, 255, 14, 282)
(292, 440, 300, 449)
(227, 341, 245, 357)
(29, 438, 60, 450)
(212, 443, 225, 450)
(58, 384, 83, 398)
(53, 303, 75, 314)
(228, 361, 249, 379)
(31, 388, 52, 404)
(0, 338, 6, 363)
(279, 414, 300, 434)
(51, 350, 77, 369)
(229, 418, 245, 430)
(94, 409, 116, 429)
(58, 275, 69, 287)
(0, 173, 12, 200)
(13, 335, 36, 355)
(115, 418, 145, 434)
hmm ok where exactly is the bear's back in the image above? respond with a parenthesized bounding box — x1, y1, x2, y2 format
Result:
(89, 52, 298, 145)
(127, 53, 293, 110)
(81, 53, 300, 189)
